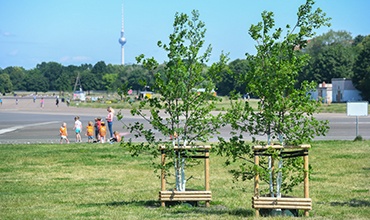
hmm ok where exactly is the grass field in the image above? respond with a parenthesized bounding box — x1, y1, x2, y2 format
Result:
(0, 141, 369, 219)
(72, 97, 370, 114)
(3, 91, 366, 114)
(72, 97, 361, 114)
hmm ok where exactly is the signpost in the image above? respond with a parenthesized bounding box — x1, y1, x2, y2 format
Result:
(347, 102, 368, 137)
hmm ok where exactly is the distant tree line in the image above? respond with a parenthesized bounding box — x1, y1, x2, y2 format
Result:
(0, 30, 369, 100)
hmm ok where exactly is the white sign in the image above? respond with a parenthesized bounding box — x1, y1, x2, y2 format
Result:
(347, 102, 368, 116)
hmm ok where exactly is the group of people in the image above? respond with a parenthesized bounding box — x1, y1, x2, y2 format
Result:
(59, 107, 121, 144)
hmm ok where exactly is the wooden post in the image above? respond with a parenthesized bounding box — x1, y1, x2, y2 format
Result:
(161, 148, 166, 207)
(270, 156, 275, 196)
(205, 149, 210, 190)
(303, 150, 309, 217)
(205, 149, 210, 207)
(254, 152, 260, 217)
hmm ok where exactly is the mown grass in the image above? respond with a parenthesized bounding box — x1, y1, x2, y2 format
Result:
(316, 103, 348, 114)
(71, 96, 259, 113)
(7, 91, 362, 114)
(73, 97, 355, 114)
(0, 141, 369, 219)
(8, 91, 364, 114)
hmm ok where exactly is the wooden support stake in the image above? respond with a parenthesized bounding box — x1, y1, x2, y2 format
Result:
(254, 153, 260, 217)
(161, 149, 166, 207)
(205, 149, 210, 207)
(304, 151, 309, 217)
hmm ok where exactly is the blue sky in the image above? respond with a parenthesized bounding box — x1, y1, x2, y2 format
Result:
(1, 0, 369, 70)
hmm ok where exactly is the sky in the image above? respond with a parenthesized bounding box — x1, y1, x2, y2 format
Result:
(1, 0, 370, 70)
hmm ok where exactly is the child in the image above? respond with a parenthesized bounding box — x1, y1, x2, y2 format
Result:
(40, 97, 44, 108)
(109, 131, 121, 144)
(59, 122, 70, 144)
(73, 116, 82, 143)
(99, 121, 107, 143)
(94, 117, 101, 142)
(86, 121, 94, 143)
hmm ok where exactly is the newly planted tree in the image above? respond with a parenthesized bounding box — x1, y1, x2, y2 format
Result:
(218, 0, 330, 197)
(121, 10, 227, 191)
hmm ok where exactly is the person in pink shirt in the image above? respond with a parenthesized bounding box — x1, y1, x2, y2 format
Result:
(106, 107, 114, 138)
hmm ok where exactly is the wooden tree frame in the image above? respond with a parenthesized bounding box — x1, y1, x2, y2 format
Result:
(252, 144, 311, 217)
(159, 145, 211, 207)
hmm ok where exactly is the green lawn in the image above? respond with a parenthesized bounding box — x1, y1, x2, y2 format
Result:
(72, 97, 366, 114)
(7, 91, 366, 114)
(0, 141, 369, 219)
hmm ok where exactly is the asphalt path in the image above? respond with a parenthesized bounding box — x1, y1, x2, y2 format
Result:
(1, 97, 370, 144)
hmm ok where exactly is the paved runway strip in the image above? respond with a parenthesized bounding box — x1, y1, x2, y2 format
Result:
(0, 121, 60, 135)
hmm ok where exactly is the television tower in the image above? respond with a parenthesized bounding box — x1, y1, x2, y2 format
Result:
(118, 4, 127, 65)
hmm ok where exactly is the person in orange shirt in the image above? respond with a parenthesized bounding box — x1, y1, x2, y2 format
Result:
(94, 117, 101, 142)
(86, 121, 94, 143)
(99, 121, 107, 143)
(59, 122, 70, 144)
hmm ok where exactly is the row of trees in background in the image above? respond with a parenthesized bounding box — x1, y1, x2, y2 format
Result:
(0, 61, 154, 95)
(0, 31, 369, 100)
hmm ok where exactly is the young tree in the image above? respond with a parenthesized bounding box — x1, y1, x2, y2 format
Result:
(121, 10, 228, 191)
(218, 0, 330, 196)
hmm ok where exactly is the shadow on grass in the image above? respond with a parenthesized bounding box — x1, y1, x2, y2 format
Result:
(169, 205, 253, 217)
(330, 199, 370, 207)
(80, 200, 254, 217)
(80, 200, 159, 208)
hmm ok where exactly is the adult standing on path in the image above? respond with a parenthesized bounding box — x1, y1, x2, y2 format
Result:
(56, 96, 59, 107)
(106, 107, 114, 138)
